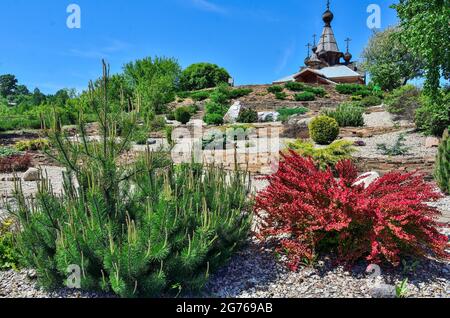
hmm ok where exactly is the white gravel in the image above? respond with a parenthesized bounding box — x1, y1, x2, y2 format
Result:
(346, 129, 438, 159)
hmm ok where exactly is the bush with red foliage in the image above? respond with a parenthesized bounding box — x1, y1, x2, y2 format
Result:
(255, 151, 449, 271)
(0, 154, 32, 173)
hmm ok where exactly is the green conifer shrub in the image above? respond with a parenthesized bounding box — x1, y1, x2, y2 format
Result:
(435, 129, 450, 194)
(308, 116, 340, 145)
(294, 92, 316, 101)
(8, 61, 252, 297)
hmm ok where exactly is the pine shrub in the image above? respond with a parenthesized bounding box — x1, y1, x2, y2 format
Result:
(190, 90, 210, 102)
(435, 129, 450, 194)
(8, 62, 252, 297)
(175, 107, 192, 124)
(255, 153, 449, 270)
(322, 103, 365, 127)
(309, 116, 340, 145)
(237, 108, 258, 124)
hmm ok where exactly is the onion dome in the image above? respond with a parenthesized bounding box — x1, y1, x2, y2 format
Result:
(344, 52, 352, 63)
(322, 10, 334, 26)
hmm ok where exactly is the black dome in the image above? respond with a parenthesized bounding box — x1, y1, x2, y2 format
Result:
(344, 52, 352, 62)
(322, 10, 334, 25)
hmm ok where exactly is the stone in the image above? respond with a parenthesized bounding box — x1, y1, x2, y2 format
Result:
(258, 112, 279, 123)
(1, 176, 20, 182)
(425, 137, 440, 148)
(22, 168, 40, 182)
(223, 101, 243, 124)
(353, 171, 380, 189)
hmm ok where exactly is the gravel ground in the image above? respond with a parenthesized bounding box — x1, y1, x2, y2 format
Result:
(204, 240, 450, 298)
(345, 129, 438, 159)
(363, 110, 411, 128)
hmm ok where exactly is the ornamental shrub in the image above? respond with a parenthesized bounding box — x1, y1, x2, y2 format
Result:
(360, 95, 382, 107)
(179, 63, 230, 91)
(435, 129, 450, 194)
(294, 92, 316, 101)
(385, 85, 422, 121)
(285, 82, 305, 92)
(267, 86, 283, 94)
(336, 84, 368, 96)
(0, 153, 31, 173)
(287, 139, 355, 170)
(237, 108, 258, 124)
(190, 90, 210, 102)
(322, 103, 365, 127)
(175, 106, 192, 124)
(0, 219, 20, 270)
(277, 107, 309, 122)
(275, 92, 287, 100)
(8, 62, 252, 298)
(309, 116, 340, 145)
(228, 88, 252, 99)
(255, 153, 449, 271)
(15, 139, 50, 151)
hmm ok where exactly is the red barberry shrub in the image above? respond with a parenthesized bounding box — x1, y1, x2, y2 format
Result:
(0, 154, 32, 173)
(255, 151, 449, 271)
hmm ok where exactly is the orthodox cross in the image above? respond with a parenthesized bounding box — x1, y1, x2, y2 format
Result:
(306, 43, 312, 58)
(345, 37, 352, 52)
(312, 34, 317, 47)
(327, 0, 331, 10)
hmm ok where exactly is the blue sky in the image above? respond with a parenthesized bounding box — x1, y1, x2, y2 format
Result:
(0, 0, 399, 94)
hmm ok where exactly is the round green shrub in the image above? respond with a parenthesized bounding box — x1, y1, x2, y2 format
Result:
(309, 116, 340, 145)
(175, 107, 192, 124)
(179, 63, 230, 91)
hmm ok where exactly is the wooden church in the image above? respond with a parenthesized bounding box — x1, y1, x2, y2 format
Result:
(274, 1, 365, 85)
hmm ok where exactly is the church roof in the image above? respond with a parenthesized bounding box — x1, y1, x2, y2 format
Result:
(318, 65, 360, 78)
(273, 65, 362, 84)
(317, 26, 340, 54)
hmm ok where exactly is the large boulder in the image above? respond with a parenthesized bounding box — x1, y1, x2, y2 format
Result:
(223, 101, 243, 124)
(22, 168, 40, 182)
(353, 171, 380, 189)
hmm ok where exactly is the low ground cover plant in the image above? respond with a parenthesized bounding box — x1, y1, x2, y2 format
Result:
(277, 107, 309, 122)
(255, 152, 449, 271)
(0, 146, 20, 158)
(0, 153, 31, 173)
(322, 102, 365, 127)
(267, 86, 283, 94)
(15, 138, 50, 151)
(294, 92, 316, 102)
(336, 84, 371, 97)
(275, 92, 287, 100)
(377, 133, 410, 156)
(287, 139, 355, 170)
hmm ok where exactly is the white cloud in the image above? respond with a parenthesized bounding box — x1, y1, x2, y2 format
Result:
(189, 0, 227, 14)
(275, 41, 296, 74)
(68, 39, 130, 59)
